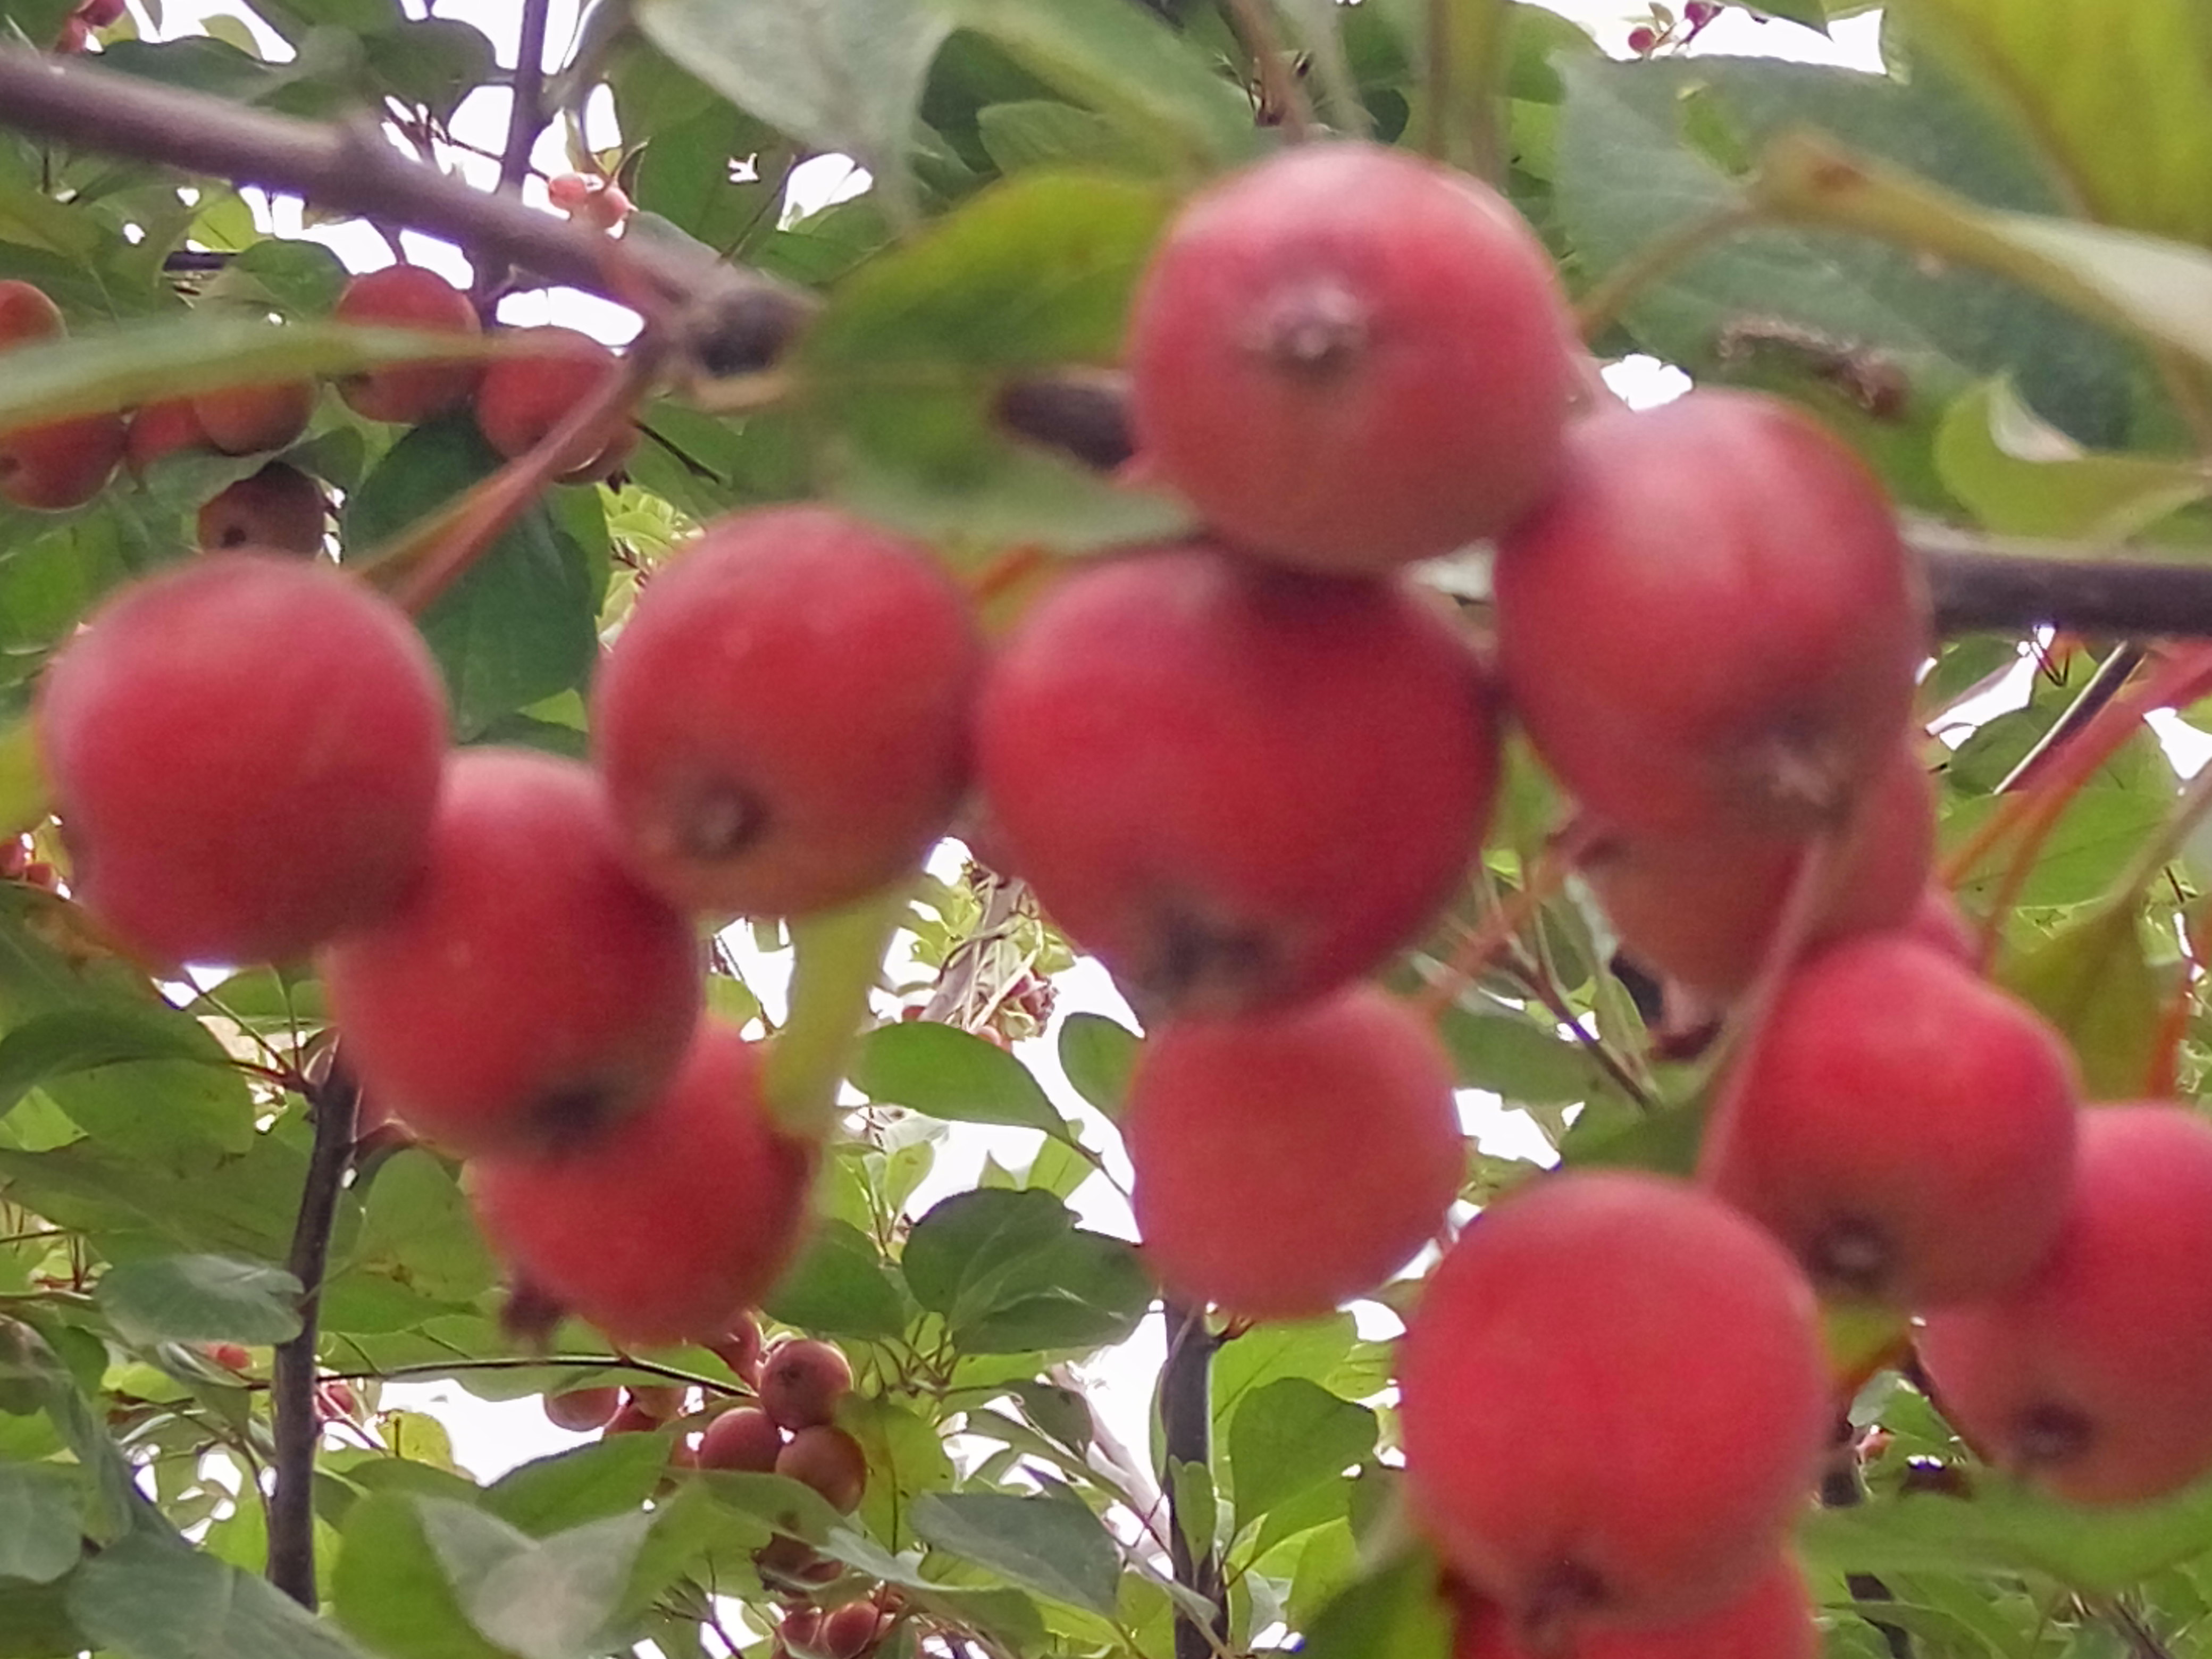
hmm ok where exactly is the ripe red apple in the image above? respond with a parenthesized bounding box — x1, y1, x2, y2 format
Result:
(592, 506, 981, 919)
(319, 749, 703, 1157)
(1125, 984, 1463, 1319)
(125, 399, 210, 472)
(1398, 1172, 1830, 1634)
(777, 1423, 868, 1513)
(977, 543, 1498, 1015)
(758, 1339, 852, 1432)
(1127, 141, 1575, 575)
(467, 1019, 818, 1347)
(37, 554, 446, 966)
(710, 1312, 766, 1385)
(1494, 390, 1928, 840)
(1701, 933, 2079, 1308)
(542, 1386, 622, 1431)
(697, 1405, 783, 1472)
(1918, 1103, 2212, 1504)
(1585, 742, 1934, 998)
(0, 282, 124, 512)
(1453, 1557, 1816, 1659)
(192, 379, 316, 455)
(474, 326, 625, 470)
(334, 265, 484, 424)
(196, 462, 326, 556)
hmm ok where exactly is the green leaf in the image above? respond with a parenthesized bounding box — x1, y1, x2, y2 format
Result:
(1227, 1379, 1378, 1524)
(845, 1394, 956, 1553)
(342, 415, 596, 738)
(851, 1021, 1061, 1132)
(910, 1492, 1120, 1617)
(0, 1574, 83, 1657)
(1297, 1551, 1450, 1659)
(333, 1493, 508, 1659)
(1436, 1008, 1613, 1105)
(633, 0, 951, 217)
(1999, 906, 2166, 1102)
(0, 1464, 80, 1584)
(762, 1219, 912, 1339)
(795, 170, 1190, 552)
(1891, 0, 2212, 246)
(417, 1499, 652, 1659)
(1932, 379, 2206, 540)
(0, 1007, 239, 1120)
(96, 1255, 303, 1348)
(484, 1436, 674, 1537)
(901, 1188, 1149, 1354)
(1056, 1012, 1138, 1121)
(976, 103, 1162, 176)
(68, 1526, 370, 1659)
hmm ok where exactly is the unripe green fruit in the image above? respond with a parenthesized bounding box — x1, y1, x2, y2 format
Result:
(37, 554, 446, 966)
(320, 749, 702, 1157)
(1126, 985, 1462, 1319)
(1128, 141, 1575, 574)
(1400, 1172, 1830, 1635)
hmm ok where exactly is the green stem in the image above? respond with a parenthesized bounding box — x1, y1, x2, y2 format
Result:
(1573, 203, 1760, 341)
(763, 884, 912, 1138)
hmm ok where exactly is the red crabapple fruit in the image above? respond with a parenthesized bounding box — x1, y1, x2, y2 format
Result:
(777, 1423, 868, 1513)
(1453, 1557, 1816, 1659)
(196, 462, 325, 555)
(319, 748, 702, 1158)
(192, 379, 316, 456)
(710, 1312, 766, 1385)
(334, 265, 484, 424)
(468, 1020, 816, 1347)
(1494, 390, 1928, 840)
(542, 1387, 622, 1431)
(124, 399, 210, 472)
(697, 1405, 783, 1473)
(1399, 1172, 1829, 1637)
(1918, 1103, 2212, 1504)
(759, 1339, 852, 1432)
(36, 554, 446, 966)
(0, 281, 124, 512)
(1584, 742, 1933, 998)
(593, 507, 981, 919)
(1128, 142, 1576, 575)
(475, 326, 625, 471)
(1125, 985, 1463, 1319)
(1702, 933, 2078, 1308)
(977, 543, 1497, 1015)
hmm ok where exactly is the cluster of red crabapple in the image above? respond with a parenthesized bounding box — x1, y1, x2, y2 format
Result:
(17, 128, 2212, 1659)
(0, 265, 631, 547)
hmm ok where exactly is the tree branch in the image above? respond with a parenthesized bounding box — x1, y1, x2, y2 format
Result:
(496, 0, 552, 196)
(266, 1061, 359, 1609)
(1159, 1301, 1226, 1659)
(0, 47, 811, 371)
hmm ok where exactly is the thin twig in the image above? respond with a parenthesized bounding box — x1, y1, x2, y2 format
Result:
(1159, 1301, 1228, 1659)
(1994, 644, 2146, 795)
(0, 47, 810, 367)
(1216, 0, 1314, 137)
(266, 1062, 360, 1608)
(496, 0, 553, 195)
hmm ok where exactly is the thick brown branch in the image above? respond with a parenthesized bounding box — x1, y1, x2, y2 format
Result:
(1160, 1301, 1227, 1659)
(0, 47, 811, 371)
(266, 1061, 359, 1608)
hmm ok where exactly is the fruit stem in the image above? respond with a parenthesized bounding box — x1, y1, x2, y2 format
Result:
(1572, 204, 1760, 342)
(266, 1059, 359, 1608)
(1215, 0, 1315, 139)
(764, 884, 915, 1139)
(1415, 818, 1601, 1025)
